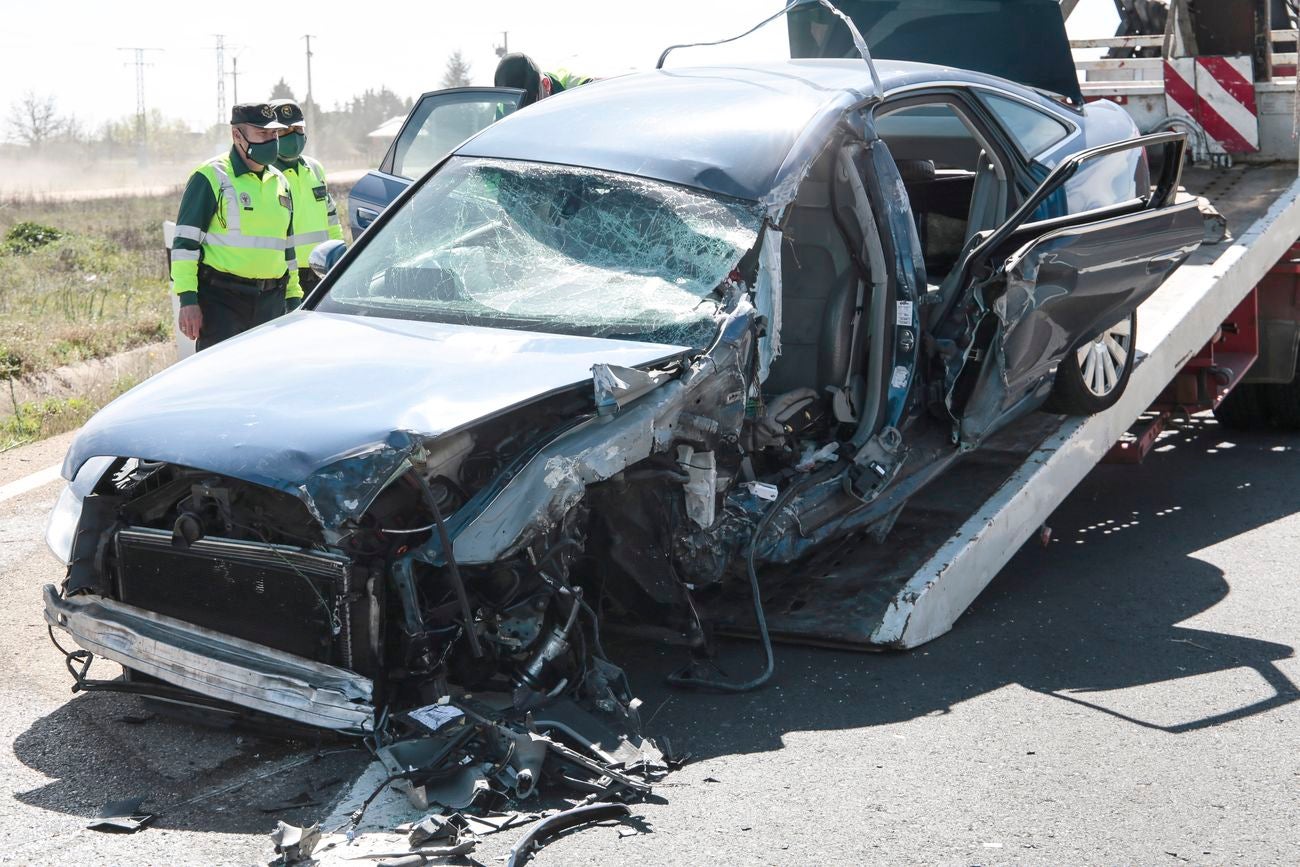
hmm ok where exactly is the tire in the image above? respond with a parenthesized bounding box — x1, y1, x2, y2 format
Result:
(1214, 352, 1300, 430)
(1046, 311, 1137, 415)
(1262, 363, 1300, 429)
(1213, 381, 1274, 430)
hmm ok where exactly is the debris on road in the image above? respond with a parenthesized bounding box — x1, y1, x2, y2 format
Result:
(270, 821, 321, 864)
(283, 693, 668, 865)
(504, 802, 632, 867)
(86, 796, 154, 833)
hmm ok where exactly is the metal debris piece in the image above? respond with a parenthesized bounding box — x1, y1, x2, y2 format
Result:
(358, 840, 479, 865)
(592, 363, 672, 415)
(498, 727, 550, 798)
(505, 803, 633, 867)
(406, 813, 459, 847)
(269, 820, 321, 864)
(86, 795, 155, 833)
(457, 810, 541, 836)
(412, 765, 489, 811)
(374, 725, 477, 810)
(1197, 196, 1230, 244)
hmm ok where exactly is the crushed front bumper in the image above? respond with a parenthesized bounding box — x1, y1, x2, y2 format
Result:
(42, 585, 375, 734)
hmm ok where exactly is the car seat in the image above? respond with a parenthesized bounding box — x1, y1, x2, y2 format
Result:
(764, 152, 860, 402)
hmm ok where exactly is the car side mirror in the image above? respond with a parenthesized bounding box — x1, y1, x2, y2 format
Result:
(309, 239, 347, 277)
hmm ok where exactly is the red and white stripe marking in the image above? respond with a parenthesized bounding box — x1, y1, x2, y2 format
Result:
(1164, 55, 1260, 154)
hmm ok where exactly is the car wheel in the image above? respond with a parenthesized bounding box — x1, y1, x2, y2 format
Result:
(1046, 312, 1137, 415)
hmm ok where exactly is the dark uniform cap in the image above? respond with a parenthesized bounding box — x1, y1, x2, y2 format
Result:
(230, 103, 290, 128)
(268, 99, 305, 126)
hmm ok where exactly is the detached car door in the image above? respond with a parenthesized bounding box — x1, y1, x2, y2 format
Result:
(347, 87, 524, 237)
(938, 132, 1204, 446)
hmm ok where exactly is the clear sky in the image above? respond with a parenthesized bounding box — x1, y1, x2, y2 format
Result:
(1, 1, 1118, 135)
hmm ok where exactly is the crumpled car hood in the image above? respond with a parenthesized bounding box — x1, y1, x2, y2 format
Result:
(64, 312, 687, 529)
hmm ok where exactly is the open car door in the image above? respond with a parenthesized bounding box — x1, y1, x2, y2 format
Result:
(936, 132, 1204, 447)
(347, 87, 524, 236)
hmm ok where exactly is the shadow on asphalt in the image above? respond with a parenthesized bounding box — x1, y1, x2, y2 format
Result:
(10, 686, 364, 832)
(615, 417, 1300, 759)
(11, 418, 1298, 827)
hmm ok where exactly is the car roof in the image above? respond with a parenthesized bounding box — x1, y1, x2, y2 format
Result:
(456, 58, 1070, 202)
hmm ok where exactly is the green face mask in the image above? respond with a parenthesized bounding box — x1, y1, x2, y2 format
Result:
(239, 132, 280, 166)
(278, 132, 305, 160)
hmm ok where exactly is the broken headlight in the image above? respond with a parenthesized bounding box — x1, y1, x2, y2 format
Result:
(44, 456, 114, 565)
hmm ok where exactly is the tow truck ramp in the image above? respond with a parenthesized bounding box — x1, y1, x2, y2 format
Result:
(740, 165, 1300, 650)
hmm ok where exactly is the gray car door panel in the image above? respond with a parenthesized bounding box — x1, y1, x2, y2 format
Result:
(939, 131, 1201, 445)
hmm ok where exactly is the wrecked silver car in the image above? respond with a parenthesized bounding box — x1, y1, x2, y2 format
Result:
(44, 49, 1202, 734)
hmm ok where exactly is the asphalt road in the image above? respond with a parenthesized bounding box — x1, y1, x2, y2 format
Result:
(1, 415, 1297, 865)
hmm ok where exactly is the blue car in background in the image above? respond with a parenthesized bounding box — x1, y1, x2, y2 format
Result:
(347, 86, 524, 237)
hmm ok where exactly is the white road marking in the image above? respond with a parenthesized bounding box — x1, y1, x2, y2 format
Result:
(0, 463, 62, 504)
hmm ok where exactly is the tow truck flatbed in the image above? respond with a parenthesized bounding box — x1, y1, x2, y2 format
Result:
(728, 163, 1300, 650)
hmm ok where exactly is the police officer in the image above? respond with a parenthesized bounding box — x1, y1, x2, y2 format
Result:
(268, 98, 343, 293)
(172, 103, 302, 351)
(493, 53, 592, 108)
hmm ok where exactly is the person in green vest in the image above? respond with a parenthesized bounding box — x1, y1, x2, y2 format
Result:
(171, 103, 302, 351)
(268, 98, 344, 292)
(493, 53, 592, 108)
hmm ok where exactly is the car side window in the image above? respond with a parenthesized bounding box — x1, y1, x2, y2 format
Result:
(875, 99, 1012, 289)
(392, 96, 517, 180)
(979, 93, 1070, 158)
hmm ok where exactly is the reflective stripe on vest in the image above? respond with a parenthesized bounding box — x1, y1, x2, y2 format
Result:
(205, 232, 290, 250)
(195, 154, 293, 281)
(289, 229, 333, 246)
(208, 158, 243, 233)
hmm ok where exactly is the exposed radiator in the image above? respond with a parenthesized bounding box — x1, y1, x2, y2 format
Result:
(115, 526, 354, 666)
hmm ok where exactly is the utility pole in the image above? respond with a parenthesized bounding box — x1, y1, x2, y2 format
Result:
(215, 35, 227, 124)
(119, 47, 162, 166)
(303, 34, 315, 128)
(494, 31, 509, 58)
(229, 56, 241, 105)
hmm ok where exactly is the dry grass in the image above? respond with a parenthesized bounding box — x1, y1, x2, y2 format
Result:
(0, 180, 357, 449)
(0, 192, 175, 380)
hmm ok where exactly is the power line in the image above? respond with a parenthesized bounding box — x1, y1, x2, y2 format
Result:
(118, 46, 162, 163)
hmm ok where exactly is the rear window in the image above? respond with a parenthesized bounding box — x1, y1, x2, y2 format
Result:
(980, 93, 1070, 158)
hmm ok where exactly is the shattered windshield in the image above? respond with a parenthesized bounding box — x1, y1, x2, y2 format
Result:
(318, 157, 763, 346)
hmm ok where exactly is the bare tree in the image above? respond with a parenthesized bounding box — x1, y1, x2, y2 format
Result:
(441, 50, 473, 89)
(6, 92, 67, 149)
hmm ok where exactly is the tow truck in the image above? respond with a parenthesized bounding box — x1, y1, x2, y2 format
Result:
(729, 0, 1300, 650)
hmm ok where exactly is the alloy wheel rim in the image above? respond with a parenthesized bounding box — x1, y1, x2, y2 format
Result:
(1077, 316, 1132, 397)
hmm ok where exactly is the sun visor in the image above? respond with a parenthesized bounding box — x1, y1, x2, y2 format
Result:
(789, 0, 1084, 106)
